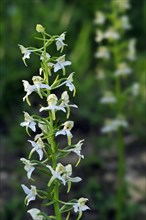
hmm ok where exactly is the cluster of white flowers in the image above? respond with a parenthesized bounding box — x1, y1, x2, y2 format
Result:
(95, 0, 139, 135)
(19, 24, 89, 220)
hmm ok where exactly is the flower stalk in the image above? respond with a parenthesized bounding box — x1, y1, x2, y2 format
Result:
(95, 0, 138, 219)
(19, 24, 89, 220)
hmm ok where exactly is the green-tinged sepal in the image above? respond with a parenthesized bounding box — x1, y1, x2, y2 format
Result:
(67, 181, 71, 193)
(65, 212, 70, 220)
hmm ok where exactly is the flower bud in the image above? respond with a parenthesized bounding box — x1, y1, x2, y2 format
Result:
(36, 24, 45, 33)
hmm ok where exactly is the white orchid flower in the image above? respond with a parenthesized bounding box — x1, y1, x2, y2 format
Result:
(101, 117, 128, 133)
(62, 164, 82, 192)
(114, 62, 132, 76)
(40, 94, 66, 120)
(120, 16, 131, 30)
(61, 91, 78, 118)
(131, 83, 140, 96)
(21, 184, 37, 206)
(95, 30, 104, 43)
(54, 55, 71, 74)
(127, 39, 136, 61)
(114, 0, 131, 11)
(55, 33, 67, 52)
(20, 112, 36, 132)
(60, 72, 76, 96)
(20, 158, 36, 179)
(18, 44, 31, 66)
(28, 208, 44, 220)
(99, 91, 117, 104)
(22, 80, 35, 105)
(94, 11, 105, 25)
(64, 140, 84, 166)
(95, 46, 110, 60)
(47, 163, 81, 190)
(22, 76, 50, 105)
(32, 76, 50, 90)
(56, 121, 74, 145)
(47, 163, 66, 186)
(104, 28, 120, 40)
(28, 138, 45, 160)
(73, 197, 90, 219)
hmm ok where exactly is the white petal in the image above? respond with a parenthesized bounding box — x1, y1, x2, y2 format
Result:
(36, 148, 43, 160)
(58, 176, 66, 185)
(27, 195, 36, 205)
(81, 205, 90, 211)
(55, 106, 66, 112)
(21, 184, 30, 195)
(56, 41, 62, 51)
(29, 122, 36, 132)
(28, 208, 40, 219)
(66, 82, 74, 92)
(69, 104, 78, 108)
(63, 61, 71, 66)
(40, 84, 51, 90)
(20, 121, 28, 127)
(54, 64, 61, 72)
(40, 106, 51, 112)
(27, 167, 35, 179)
(28, 140, 38, 148)
(69, 177, 82, 182)
(46, 165, 55, 174)
(73, 204, 79, 213)
(55, 130, 66, 136)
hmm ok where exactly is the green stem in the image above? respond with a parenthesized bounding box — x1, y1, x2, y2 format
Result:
(49, 113, 62, 220)
(110, 5, 125, 219)
(43, 34, 62, 219)
(116, 128, 125, 220)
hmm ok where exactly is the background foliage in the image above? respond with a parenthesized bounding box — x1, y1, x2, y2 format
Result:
(0, 0, 145, 220)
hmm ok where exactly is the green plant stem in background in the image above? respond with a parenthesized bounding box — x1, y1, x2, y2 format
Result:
(114, 45, 125, 220)
(112, 6, 125, 219)
(116, 128, 125, 220)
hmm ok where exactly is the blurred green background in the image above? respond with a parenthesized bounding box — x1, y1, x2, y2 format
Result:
(0, 0, 145, 220)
